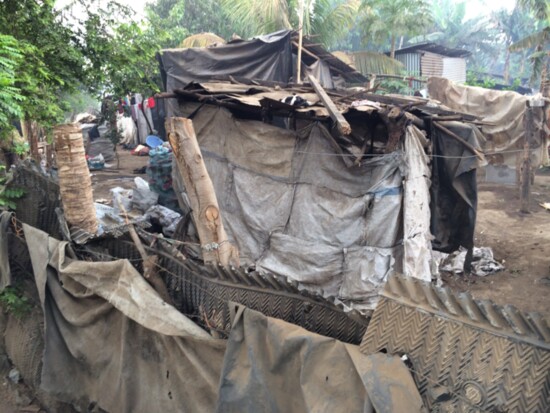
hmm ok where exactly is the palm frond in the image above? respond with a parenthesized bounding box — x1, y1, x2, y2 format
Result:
(509, 27, 549, 52)
(351, 51, 404, 75)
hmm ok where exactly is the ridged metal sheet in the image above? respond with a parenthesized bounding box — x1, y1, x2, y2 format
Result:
(360, 275, 550, 412)
(96, 238, 370, 344)
(421, 51, 443, 78)
(164, 256, 371, 344)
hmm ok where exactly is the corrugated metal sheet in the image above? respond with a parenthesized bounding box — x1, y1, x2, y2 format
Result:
(395, 53, 422, 90)
(420, 51, 443, 78)
(442, 57, 467, 83)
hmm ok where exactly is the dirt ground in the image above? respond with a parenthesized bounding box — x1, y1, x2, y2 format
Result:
(443, 171, 550, 319)
(90, 148, 149, 200)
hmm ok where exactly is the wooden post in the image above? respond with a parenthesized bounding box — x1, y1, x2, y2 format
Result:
(519, 102, 533, 213)
(308, 74, 352, 135)
(166, 117, 239, 267)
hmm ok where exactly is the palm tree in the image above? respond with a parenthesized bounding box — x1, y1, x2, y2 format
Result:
(359, 0, 433, 58)
(408, 0, 498, 72)
(509, 0, 550, 86)
(220, 0, 360, 48)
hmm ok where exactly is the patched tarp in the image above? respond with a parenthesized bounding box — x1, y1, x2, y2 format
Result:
(24, 223, 226, 413)
(171, 104, 432, 310)
(428, 77, 549, 167)
(217, 303, 424, 413)
(20, 225, 423, 413)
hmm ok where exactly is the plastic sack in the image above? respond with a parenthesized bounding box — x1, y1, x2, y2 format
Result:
(132, 177, 159, 212)
(144, 204, 181, 237)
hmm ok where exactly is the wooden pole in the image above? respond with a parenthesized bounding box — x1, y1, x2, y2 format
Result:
(519, 102, 533, 213)
(296, 0, 305, 84)
(166, 117, 239, 267)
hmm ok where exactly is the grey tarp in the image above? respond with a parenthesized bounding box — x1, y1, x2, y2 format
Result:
(174, 105, 436, 309)
(217, 304, 424, 413)
(23, 223, 226, 413)
(428, 77, 549, 167)
(172, 104, 411, 310)
(20, 225, 423, 413)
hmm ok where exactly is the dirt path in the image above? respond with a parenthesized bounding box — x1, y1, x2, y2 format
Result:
(443, 172, 550, 319)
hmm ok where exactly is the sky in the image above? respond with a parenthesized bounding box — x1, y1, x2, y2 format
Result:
(57, 0, 519, 24)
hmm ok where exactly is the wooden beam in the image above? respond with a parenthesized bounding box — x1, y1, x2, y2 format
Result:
(308, 74, 351, 135)
(432, 121, 485, 162)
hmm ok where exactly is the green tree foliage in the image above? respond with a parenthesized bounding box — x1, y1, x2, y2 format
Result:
(0, 0, 164, 138)
(0, 35, 24, 136)
(146, 0, 234, 47)
(220, 0, 360, 48)
(359, 0, 433, 58)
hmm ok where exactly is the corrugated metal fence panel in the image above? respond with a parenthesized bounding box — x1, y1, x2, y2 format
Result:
(420, 51, 443, 78)
(442, 57, 466, 83)
(395, 53, 420, 76)
(395, 53, 422, 91)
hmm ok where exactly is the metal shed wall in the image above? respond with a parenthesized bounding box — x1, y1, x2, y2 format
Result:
(442, 57, 467, 83)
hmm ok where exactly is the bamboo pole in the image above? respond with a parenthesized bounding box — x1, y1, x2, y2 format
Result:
(166, 117, 238, 267)
(54, 124, 98, 234)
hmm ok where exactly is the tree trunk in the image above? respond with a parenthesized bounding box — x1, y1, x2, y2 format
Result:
(166, 117, 239, 267)
(54, 124, 98, 234)
(390, 35, 396, 59)
(503, 48, 511, 84)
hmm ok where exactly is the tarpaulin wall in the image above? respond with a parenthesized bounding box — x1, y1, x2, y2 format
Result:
(171, 104, 432, 310)
(428, 77, 549, 167)
(5, 224, 423, 413)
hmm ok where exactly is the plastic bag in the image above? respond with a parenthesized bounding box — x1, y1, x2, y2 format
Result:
(132, 177, 158, 212)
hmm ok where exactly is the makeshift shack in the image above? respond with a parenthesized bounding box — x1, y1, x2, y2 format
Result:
(1, 30, 548, 413)
(157, 33, 488, 310)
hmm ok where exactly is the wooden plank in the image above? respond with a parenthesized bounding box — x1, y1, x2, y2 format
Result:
(308, 74, 351, 135)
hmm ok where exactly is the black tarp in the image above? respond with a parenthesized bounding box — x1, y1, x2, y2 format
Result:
(430, 121, 483, 271)
(158, 30, 294, 92)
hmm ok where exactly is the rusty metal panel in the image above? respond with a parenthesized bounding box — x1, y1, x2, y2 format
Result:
(421, 51, 444, 78)
(360, 275, 550, 412)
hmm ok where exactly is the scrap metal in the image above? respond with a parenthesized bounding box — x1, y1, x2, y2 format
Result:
(361, 274, 550, 412)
